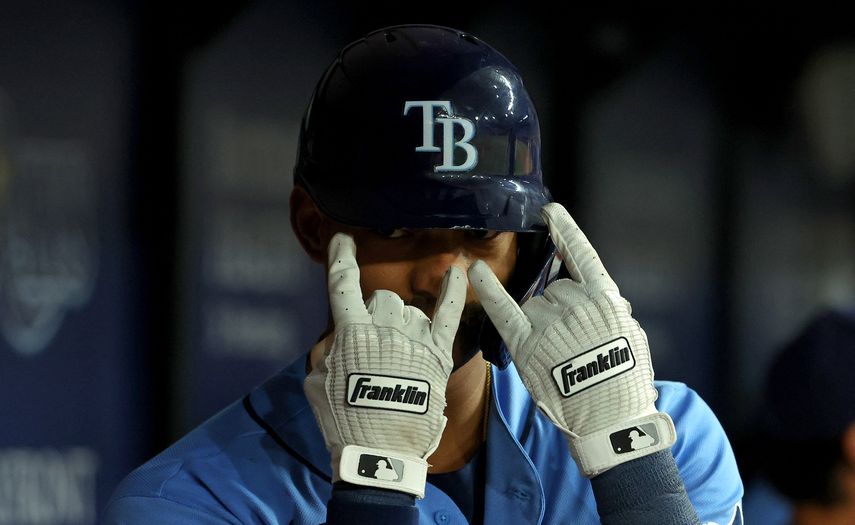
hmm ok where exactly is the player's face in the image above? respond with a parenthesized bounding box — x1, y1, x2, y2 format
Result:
(333, 226, 518, 365)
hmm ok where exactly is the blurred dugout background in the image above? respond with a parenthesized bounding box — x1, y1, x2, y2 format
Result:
(1, 1, 853, 523)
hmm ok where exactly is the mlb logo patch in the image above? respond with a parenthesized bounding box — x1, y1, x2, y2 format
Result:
(609, 423, 660, 454)
(357, 454, 404, 482)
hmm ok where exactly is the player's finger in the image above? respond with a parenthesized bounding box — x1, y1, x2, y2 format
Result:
(468, 260, 532, 357)
(430, 266, 467, 351)
(327, 232, 371, 325)
(540, 202, 619, 294)
(365, 290, 406, 328)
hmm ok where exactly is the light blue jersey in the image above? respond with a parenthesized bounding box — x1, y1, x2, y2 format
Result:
(105, 356, 743, 524)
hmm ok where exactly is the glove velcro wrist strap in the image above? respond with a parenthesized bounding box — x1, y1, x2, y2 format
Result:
(336, 445, 428, 499)
(568, 412, 676, 478)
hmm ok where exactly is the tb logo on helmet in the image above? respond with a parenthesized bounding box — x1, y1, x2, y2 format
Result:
(403, 101, 478, 172)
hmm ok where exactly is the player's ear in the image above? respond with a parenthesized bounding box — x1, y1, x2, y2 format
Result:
(290, 184, 329, 263)
(842, 421, 855, 468)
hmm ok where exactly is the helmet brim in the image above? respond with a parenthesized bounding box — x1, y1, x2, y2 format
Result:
(299, 170, 552, 232)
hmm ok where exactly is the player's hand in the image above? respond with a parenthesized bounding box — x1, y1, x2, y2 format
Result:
(304, 233, 467, 498)
(469, 203, 675, 477)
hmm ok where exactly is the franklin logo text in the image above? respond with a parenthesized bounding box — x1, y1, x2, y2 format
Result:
(347, 374, 430, 414)
(403, 100, 478, 172)
(551, 337, 636, 397)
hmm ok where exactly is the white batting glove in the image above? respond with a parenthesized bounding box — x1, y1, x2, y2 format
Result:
(469, 203, 675, 477)
(304, 233, 467, 498)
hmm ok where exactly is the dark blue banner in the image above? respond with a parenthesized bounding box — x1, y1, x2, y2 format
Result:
(176, 1, 340, 432)
(0, 4, 142, 523)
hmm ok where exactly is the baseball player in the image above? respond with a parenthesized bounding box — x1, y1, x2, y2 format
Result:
(751, 308, 855, 524)
(104, 25, 743, 524)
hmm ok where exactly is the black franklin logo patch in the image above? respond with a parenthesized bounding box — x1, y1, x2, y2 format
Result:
(551, 337, 636, 397)
(346, 374, 430, 414)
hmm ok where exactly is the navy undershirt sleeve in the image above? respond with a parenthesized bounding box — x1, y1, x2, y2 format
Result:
(324, 482, 418, 525)
(324, 450, 697, 525)
(590, 449, 701, 525)
(324, 443, 486, 525)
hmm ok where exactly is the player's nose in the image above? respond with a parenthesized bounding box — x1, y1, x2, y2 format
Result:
(409, 232, 473, 307)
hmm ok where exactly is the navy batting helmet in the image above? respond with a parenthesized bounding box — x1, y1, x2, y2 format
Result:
(294, 24, 556, 368)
